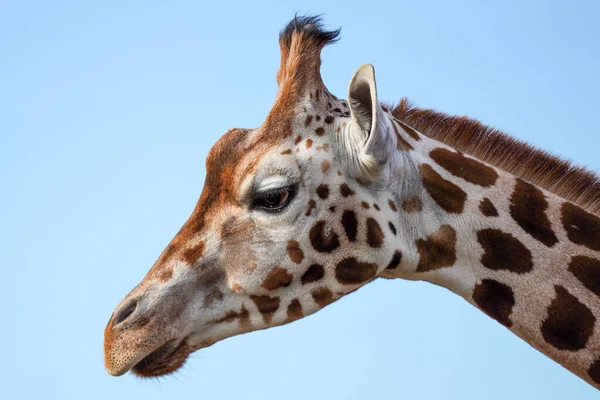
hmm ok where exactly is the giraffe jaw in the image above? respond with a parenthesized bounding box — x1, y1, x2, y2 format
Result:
(126, 335, 217, 378)
(129, 338, 193, 378)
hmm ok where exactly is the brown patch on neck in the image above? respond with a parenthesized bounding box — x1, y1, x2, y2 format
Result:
(568, 256, 600, 298)
(420, 164, 467, 214)
(509, 179, 558, 247)
(472, 279, 515, 327)
(416, 225, 457, 272)
(477, 228, 533, 273)
(541, 285, 595, 351)
(429, 147, 498, 187)
(561, 202, 600, 251)
(391, 98, 600, 214)
(479, 198, 498, 217)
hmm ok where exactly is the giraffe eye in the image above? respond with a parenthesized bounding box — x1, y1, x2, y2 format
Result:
(253, 186, 296, 213)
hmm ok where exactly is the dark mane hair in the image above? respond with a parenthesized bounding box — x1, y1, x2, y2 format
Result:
(391, 98, 600, 214)
(279, 15, 341, 49)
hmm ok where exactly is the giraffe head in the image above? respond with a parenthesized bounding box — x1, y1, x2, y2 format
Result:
(104, 16, 403, 377)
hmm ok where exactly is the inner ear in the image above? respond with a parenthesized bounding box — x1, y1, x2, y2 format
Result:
(349, 80, 373, 133)
(348, 64, 377, 138)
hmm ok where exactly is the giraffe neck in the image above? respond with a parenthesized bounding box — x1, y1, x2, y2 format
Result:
(377, 111, 600, 388)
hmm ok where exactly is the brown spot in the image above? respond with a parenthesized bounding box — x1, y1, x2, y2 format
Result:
(262, 267, 293, 291)
(312, 287, 334, 307)
(390, 120, 414, 151)
(321, 160, 331, 173)
(216, 305, 250, 327)
(568, 255, 600, 298)
(386, 251, 402, 270)
(589, 359, 600, 385)
(337, 170, 342, 176)
(287, 240, 304, 264)
(305, 139, 313, 149)
(316, 184, 329, 199)
(315, 127, 325, 136)
(305, 199, 316, 216)
(250, 295, 280, 324)
(373, 204, 380, 211)
(309, 220, 340, 253)
(304, 115, 313, 127)
(479, 197, 498, 217)
(510, 179, 558, 247)
(315, 114, 321, 121)
(286, 299, 303, 322)
(541, 285, 595, 351)
(280, 149, 292, 155)
(301, 264, 325, 284)
(477, 229, 533, 273)
(182, 241, 205, 266)
(342, 210, 358, 242)
(316, 143, 329, 152)
(472, 279, 515, 327)
(388, 222, 397, 235)
(399, 121, 421, 141)
(361, 201, 370, 209)
(328, 206, 336, 213)
(340, 183, 355, 197)
(294, 135, 302, 145)
(335, 258, 378, 285)
(366, 218, 384, 248)
(561, 202, 600, 251)
(388, 200, 398, 212)
(402, 197, 422, 213)
(324, 115, 334, 124)
(430, 147, 498, 187)
(420, 164, 467, 214)
(416, 225, 457, 272)
(157, 268, 173, 282)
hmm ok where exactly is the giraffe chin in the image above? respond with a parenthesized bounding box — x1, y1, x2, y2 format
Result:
(130, 338, 193, 378)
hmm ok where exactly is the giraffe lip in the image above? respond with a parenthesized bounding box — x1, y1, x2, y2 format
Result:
(130, 338, 192, 377)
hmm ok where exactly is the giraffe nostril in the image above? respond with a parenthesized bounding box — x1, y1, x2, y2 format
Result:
(113, 299, 138, 326)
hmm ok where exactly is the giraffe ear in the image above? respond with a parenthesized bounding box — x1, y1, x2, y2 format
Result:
(346, 64, 395, 178)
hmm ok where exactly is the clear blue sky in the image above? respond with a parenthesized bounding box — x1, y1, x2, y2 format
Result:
(2, 1, 599, 399)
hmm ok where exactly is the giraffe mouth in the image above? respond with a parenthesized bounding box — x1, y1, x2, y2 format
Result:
(131, 338, 193, 377)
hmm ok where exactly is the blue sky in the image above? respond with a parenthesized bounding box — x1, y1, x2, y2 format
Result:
(2, 1, 600, 399)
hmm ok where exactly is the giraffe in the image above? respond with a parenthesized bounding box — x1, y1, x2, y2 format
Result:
(104, 16, 600, 389)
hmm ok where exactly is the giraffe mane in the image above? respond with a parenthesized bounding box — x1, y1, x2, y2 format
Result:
(390, 98, 600, 214)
